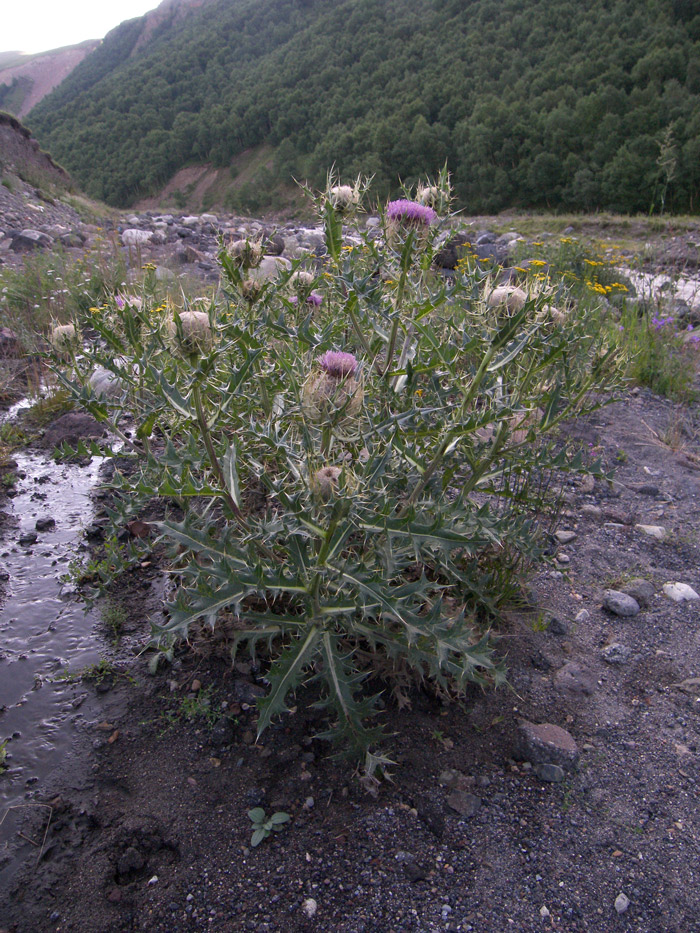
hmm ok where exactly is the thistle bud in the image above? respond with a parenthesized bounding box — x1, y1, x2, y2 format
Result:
(416, 185, 441, 208)
(486, 286, 527, 313)
(167, 310, 213, 354)
(289, 270, 315, 298)
(302, 351, 363, 423)
(240, 278, 264, 303)
(227, 237, 264, 270)
(311, 465, 342, 501)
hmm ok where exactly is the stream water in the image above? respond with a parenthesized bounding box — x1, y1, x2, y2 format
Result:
(0, 403, 108, 878)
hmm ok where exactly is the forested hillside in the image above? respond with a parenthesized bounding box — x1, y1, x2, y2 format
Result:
(26, 0, 700, 213)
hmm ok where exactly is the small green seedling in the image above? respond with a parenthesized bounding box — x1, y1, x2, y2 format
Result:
(0, 739, 8, 773)
(248, 808, 290, 847)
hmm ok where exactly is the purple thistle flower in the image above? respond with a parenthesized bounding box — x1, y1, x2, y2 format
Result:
(307, 292, 323, 307)
(115, 295, 125, 310)
(318, 351, 358, 377)
(386, 199, 437, 226)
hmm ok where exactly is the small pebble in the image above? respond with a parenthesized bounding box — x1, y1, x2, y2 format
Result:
(535, 763, 565, 782)
(302, 898, 318, 918)
(635, 524, 666, 540)
(614, 892, 630, 914)
(602, 643, 632, 665)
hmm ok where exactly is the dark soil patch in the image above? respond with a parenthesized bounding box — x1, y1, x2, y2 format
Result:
(0, 386, 698, 933)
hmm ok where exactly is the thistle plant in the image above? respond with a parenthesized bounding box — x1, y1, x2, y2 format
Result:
(51, 173, 622, 775)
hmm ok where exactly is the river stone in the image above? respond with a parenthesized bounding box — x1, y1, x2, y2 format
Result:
(121, 228, 153, 246)
(635, 523, 667, 540)
(515, 720, 579, 770)
(249, 255, 291, 282)
(554, 662, 597, 696)
(622, 578, 655, 607)
(554, 530, 577, 544)
(446, 790, 481, 817)
(546, 614, 570, 635)
(602, 643, 632, 664)
(535, 763, 565, 782)
(603, 590, 640, 617)
(663, 582, 699, 603)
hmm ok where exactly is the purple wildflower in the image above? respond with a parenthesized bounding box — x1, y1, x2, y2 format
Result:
(307, 292, 323, 307)
(318, 351, 358, 377)
(115, 295, 125, 310)
(386, 199, 437, 226)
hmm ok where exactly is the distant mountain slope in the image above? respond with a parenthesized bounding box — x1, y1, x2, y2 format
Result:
(0, 42, 99, 119)
(26, 0, 700, 214)
(0, 111, 72, 190)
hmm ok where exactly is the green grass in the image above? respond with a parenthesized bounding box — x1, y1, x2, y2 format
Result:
(0, 238, 128, 351)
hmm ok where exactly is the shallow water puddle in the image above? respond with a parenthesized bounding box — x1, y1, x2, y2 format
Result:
(0, 439, 105, 844)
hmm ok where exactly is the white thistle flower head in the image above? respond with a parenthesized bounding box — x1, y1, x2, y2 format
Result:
(167, 310, 213, 354)
(416, 185, 441, 208)
(329, 183, 361, 214)
(227, 237, 264, 269)
(416, 177, 452, 212)
(49, 322, 79, 353)
(486, 285, 527, 313)
(290, 270, 315, 296)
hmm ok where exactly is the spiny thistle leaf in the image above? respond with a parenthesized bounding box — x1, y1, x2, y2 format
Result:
(256, 627, 322, 736)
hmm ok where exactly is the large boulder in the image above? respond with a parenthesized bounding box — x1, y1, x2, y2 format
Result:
(10, 229, 54, 251)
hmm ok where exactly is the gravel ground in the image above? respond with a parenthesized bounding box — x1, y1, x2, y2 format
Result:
(0, 385, 698, 933)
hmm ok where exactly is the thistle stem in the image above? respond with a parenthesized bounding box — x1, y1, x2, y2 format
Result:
(192, 383, 243, 520)
(192, 382, 280, 563)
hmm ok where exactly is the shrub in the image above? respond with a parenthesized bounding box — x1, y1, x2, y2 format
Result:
(52, 173, 621, 774)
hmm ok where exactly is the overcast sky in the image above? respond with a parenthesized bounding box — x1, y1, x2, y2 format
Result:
(4, 1, 160, 55)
